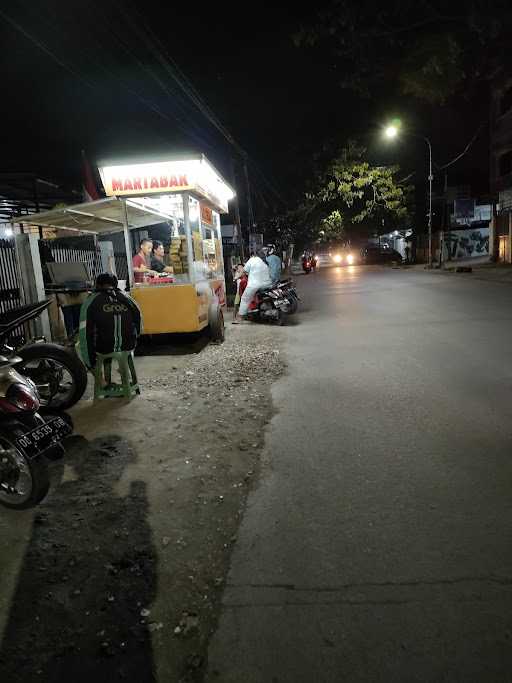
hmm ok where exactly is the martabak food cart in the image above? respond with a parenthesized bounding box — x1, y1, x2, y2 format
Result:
(23, 155, 234, 341)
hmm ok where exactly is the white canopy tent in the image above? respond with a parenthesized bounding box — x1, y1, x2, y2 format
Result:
(6, 196, 176, 235)
(3, 196, 186, 285)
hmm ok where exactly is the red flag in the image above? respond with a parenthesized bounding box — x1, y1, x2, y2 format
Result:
(81, 150, 100, 201)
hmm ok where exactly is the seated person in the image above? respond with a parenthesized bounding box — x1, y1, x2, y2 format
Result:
(150, 240, 174, 274)
(265, 244, 282, 284)
(133, 238, 158, 282)
(78, 273, 142, 371)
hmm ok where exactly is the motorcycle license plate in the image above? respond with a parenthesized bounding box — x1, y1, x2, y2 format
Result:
(16, 417, 71, 459)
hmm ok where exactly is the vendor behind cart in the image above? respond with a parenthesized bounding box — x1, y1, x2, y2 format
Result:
(133, 238, 158, 282)
(150, 240, 174, 274)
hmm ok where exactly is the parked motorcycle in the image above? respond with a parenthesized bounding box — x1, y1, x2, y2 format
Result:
(0, 301, 88, 411)
(0, 352, 73, 509)
(247, 285, 292, 325)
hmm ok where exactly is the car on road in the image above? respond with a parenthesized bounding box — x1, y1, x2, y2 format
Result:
(360, 246, 402, 265)
(330, 250, 358, 266)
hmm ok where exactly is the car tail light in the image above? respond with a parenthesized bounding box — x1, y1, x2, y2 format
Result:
(0, 383, 40, 413)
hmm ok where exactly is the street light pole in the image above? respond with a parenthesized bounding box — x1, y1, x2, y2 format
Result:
(424, 136, 433, 268)
(384, 125, 434, 268)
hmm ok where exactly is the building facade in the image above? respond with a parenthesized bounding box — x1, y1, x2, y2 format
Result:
(490, 79, 512, 261)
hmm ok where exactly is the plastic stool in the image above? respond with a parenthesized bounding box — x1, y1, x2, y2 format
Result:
(94, 351, 140, 400)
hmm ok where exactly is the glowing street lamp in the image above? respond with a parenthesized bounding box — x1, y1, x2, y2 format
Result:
(383, 122, 434, 268)
(384, 125, 399, 140)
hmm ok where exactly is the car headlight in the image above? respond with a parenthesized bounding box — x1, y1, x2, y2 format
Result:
(333, 254, 342, 264)
(347, 253, 354, 265)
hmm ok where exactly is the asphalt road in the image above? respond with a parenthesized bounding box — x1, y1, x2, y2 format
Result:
(207, 265, 512, 683)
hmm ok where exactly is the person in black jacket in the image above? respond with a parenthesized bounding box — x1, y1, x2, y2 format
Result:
(78, 273, 142, 370)
(150, 240, 174, 274)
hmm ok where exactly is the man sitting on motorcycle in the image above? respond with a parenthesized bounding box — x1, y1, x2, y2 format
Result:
(233, 249, 272, 324)
(266, 244, 282, 285)
(78, 273, 142, 370)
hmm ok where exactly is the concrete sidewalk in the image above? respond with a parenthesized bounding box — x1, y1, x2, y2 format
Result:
(452, 260, 512, 283)
(0, 325, 285, 682)
(410, 258, 512, 283)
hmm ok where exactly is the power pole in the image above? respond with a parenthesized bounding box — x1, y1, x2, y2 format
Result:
(443, 170, 450, 264)
(230, 158, 245, 261)
(243, 159, 255, 237)
(427, 137, 433, 268)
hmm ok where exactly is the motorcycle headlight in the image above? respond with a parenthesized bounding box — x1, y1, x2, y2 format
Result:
(347, 253, 354, 265)
(333, 254, 342, 264)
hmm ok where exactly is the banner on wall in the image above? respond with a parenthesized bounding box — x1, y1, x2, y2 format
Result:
(452, 203, 491, 226)
(443, 227, 489, 260)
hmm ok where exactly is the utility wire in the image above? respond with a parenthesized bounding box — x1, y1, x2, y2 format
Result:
(5, 1, 286, 211)
(99, 0, 287, 207)
(434, 123, 485, 171)
(118, 0, 243, 153)
(87, 0, 220, 153)
(25, 0, 218, 154)
(0, 5, 96, 90)
(4, 3, 217, 156)
(116, 0, 286, 205)
(397, 171, 416, 184)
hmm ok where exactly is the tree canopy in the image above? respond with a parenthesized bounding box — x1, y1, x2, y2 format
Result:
(264, 142, 412, 249)
(295, 1, 512, 103)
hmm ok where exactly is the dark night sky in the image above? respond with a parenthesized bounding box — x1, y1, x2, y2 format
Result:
(2, 0, 490, 211)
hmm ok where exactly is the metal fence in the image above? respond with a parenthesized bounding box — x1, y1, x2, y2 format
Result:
(0, 238, 22, 312)
(114, 253, 128, 281)
(0, 238, 25, 342)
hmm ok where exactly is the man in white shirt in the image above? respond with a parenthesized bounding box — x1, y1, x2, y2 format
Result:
(235, 250, 272, 322)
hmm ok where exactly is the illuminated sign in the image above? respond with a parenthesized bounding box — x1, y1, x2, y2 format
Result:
(99, 161, 192, 197)
(99, 157, 234, 213)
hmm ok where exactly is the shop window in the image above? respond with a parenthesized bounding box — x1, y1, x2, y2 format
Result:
(499, 150, 512, 177)
(501, 86, 512, 116)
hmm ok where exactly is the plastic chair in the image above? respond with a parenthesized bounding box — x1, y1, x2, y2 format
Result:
(94, 351, 140, 399)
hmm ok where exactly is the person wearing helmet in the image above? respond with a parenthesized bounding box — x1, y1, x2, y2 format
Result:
(265, 244, 282, 285)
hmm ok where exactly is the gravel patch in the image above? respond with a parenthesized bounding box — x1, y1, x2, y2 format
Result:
(0, 325, 285, 683)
